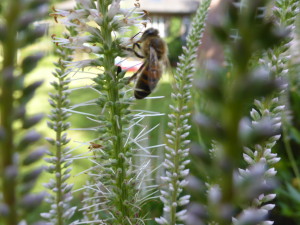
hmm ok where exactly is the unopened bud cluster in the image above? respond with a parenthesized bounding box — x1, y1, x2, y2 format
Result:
(0, 0, 48, 224)
(42, 29, 77, 224)
(52, 0, 155, 224)
(156, 0, 211, 224)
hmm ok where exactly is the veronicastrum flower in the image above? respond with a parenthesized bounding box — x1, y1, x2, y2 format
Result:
(236, 1, 299, 224)
(42, 26, 78, 225)
(53, 0, 148, 63)
(53, 0, 161, 224)
(156, 0, 211, 224)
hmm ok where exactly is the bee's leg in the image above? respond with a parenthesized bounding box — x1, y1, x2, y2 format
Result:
(132, 50, 144, 59)
(133, 51, 144, 59)
(121, 46, 144, 59)
(117, 66, 122, 74)
(128, 62, 146, 83)
(133, 42, 141, 50)
(132, 42, 143, 58)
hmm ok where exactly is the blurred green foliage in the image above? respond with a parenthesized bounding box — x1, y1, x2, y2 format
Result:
(166, 17, 184, 66)
(2, 2, 300, 224)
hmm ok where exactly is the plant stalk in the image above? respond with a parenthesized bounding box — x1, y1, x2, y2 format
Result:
(99, 0, 129, 221)
(1, 0, 20, 224)
(55, 76, 64, 225)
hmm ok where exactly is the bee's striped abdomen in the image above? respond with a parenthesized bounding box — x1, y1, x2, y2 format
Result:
(134, 66, 160, 99)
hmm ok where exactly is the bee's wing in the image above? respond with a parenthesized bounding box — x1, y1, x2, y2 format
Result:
(160, 45, 174, 84)
(149, 46, 159, 68)
(148, 46, 162, 90)
(134, 47, 163, 99)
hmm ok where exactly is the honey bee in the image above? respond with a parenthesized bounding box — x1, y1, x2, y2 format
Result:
(127, 28, 168, 99)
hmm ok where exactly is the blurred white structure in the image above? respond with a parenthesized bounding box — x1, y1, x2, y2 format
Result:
(124, 0, 200, 38)
(56, 0, 200, 38)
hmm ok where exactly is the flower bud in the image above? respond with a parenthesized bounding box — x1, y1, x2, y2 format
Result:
(17, 130, 42, 151)
(20, 193, 45, 212)
(22, 167, 44, 183)
(22, 113, 44, 129)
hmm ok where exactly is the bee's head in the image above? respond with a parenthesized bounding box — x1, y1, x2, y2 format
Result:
(140, 28, 159, 41)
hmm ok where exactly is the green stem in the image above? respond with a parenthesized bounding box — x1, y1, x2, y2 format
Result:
(169, 51, 193, 224)
(170, 101, 183, 225)
(1, 1, 20, 224)
(55, 75, 65, 225)
(99, 0, 129, 222)
(282, 119, 300, 180)
(220, 83, 244, 224)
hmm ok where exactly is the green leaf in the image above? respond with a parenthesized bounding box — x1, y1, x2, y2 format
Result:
(23, 147, 46, 165)
(290, 127, 300, 144)
(21, 53, 44, 74)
